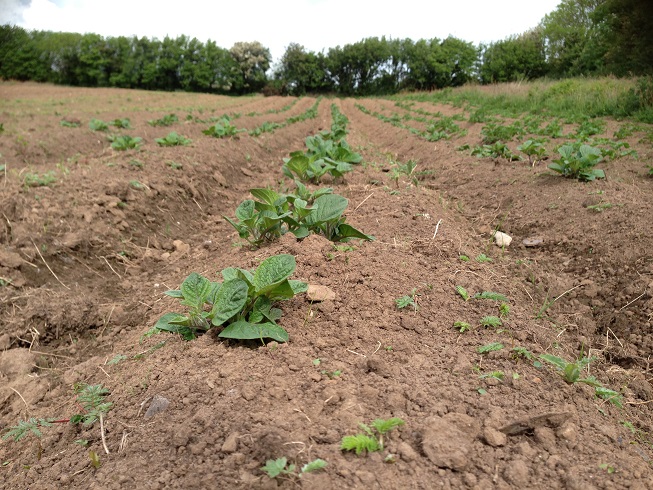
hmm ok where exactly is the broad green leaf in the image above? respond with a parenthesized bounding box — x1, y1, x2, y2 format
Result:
(154, 313, 195, 340)
(250, 188, 281, 205)
(292, 226, 310, 239)
(206, 282, 222, 305)
(253, 254, 296, 293)
(219, 320, 289, 342)
(180, 273, 212, 307)
(210, 279, 249, 326)
(539, 354, 569, 371)
(306, 194, 348, 225)
(333, 223, 373, 241)
(235, 200, 255, 221)
(289, 280, 308, 294)
(265, 279, 296, 301)
(301, 459, 327, 474)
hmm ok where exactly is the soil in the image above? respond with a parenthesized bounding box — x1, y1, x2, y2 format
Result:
(1, 81, 653, 489)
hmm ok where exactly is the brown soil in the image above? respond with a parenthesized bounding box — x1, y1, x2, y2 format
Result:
(1, 81, 653, 489)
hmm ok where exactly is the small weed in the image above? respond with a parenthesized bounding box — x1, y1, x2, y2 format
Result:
(341, 418, 404, 456)
(395, 289, 418, 311)
(586, 202, 613, 212)
(60, 119, 81, 128)
(454, 321, 471, 333)
(479, 371, 505, 381)
(455, 285, 470, 301)
(459, 255, 470, 262)
(479, 316, 502, 328)
(539, 354, 600, 385)
(498, 302, 510, 318)
(598, 463, 616, 474)
(166, 161, 183, 170)
(511, 347, 535, 362)
(23, 171, 56, 187)
(129, 159, 143, 169)
(262, 457, 327, 480)
(478, 342, 504, 354)
(475, 254, 492, 263)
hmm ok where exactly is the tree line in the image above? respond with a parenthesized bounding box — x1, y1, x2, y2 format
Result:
(1, 0, 651, 96)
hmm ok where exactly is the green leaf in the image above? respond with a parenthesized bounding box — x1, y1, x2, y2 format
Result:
(473, 291, 509, 302)
(180, 273, 212, 309)
(455, 285, 469, 301)
(210, 279, 249, 326)
(253, 254, 296, 294)
(153, 313, 195, 340)
(371, 418, 405, 435)
(478, 342, 504, 354)
(539, 354, 569, 371)
(250, 188, 282, 205)
(333, 223, 373, 241)
(262, 458, 287, 478)
(341, 434, 380, 455)
(164, 289, 183, 298)
(289, 280, 309, 294)
(218, 320, 289, 342)
(307, 194, 348, 225)
(301, 459, 327, 474)
(235, 200, 256, 221)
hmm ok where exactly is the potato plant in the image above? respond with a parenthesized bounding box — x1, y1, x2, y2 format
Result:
(155, 132, 192, 147)
(153, 254, 307, 342)
(225, 188, 372, 247)
(548, 143, 605, 181)
(282, 134, 362, 183)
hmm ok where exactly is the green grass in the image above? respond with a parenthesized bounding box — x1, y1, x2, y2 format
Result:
(393, 77, 653, 123)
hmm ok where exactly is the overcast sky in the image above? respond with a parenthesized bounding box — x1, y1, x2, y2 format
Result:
(1, 0, 561, 63)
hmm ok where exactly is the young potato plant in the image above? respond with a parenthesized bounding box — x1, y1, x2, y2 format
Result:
(109, 135, 142, 151)
(548, 143, 605, 181)
(282, 134, 363, 184)
(89, 118, 109, 131)
(517, 139, 547, 166)
(341, 418, 405, 455)
(110, 118, 131, 129)
(225, 189, 372, 247)
(155, 132, 192, 147)
(202, 117, 242, 138)
(148, 113, 179, 127)
(153, 254, 307, 342)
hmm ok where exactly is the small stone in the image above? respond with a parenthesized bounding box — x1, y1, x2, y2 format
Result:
(556, 422, 578, 443)
(503, 459, 530, 486)
(144, 395, 170, 419)
(397, 441, 418, 462)
(0, 348, 36, 377)
(422, 416, 472, 471)
(0, 250, 23, 269)
(0, 334, 10, 350)
(213, 171, 227, 186)
(523, 237, 544, 247)
(221, 432, 239, 453)
(241, 385, 257, 401)
(483, 426, 507, 447)
(172, 240, 190, 254)
(493, 231, 512, 247)
(306, 285, 336, 302)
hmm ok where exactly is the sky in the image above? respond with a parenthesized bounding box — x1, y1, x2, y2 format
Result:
(1, 0, 562, 63)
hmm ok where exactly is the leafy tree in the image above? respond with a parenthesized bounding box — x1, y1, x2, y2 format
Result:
(480, 29, 548, 83)
(229, 41, 271, 93)
(541, 0, 603, 76)
(276, 43, 332, 95)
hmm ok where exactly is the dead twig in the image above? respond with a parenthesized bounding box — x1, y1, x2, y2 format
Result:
(31, 239, 70, 290)
(100, 413, 110, 454)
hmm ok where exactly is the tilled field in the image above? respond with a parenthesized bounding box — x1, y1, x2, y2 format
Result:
(1, 82, 652, 489)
